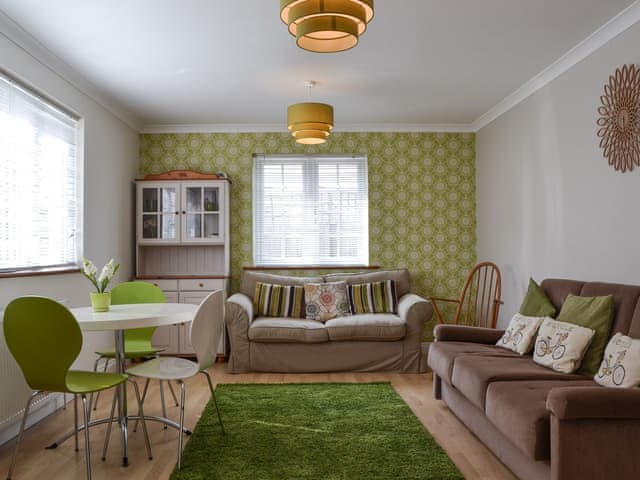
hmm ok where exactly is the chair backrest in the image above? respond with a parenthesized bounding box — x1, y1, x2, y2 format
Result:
(111, 281, 166, 344)
(454, 262, 502, 328)
(190, 290, 224, 371)
(3, 296, 81, 392)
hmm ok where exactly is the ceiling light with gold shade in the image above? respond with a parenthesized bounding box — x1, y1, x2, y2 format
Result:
(287, 81, 334, 145)
(280, 0, 374, 53)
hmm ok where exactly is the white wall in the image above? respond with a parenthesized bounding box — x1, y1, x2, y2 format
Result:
(0, 22, 138, 439)
(476, 22, 640, 328)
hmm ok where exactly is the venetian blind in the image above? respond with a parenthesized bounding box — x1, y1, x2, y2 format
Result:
(0, 72, 81, 273)
(253, 154, 368, 266)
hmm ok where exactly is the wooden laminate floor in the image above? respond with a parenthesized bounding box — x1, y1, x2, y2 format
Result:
(0, 364, 517, 480)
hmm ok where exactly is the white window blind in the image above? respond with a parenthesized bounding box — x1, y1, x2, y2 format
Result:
(0, 72, 82, 273)
(253, 154, 368, 267)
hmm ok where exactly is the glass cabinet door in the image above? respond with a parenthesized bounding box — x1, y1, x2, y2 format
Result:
(182, 184, 222, 242)
(140, 185, 179, 241)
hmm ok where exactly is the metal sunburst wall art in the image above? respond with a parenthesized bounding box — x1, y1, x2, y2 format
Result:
(596, 64, 640, 173)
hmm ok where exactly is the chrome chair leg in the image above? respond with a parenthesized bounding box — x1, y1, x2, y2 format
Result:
(167, 380, 180, 407)
(101, 390, 118, 461)
(133, 378, 150, 433)
(201, 370, 225, 434)
(81, 395, 92, 480)
(74, 394, 79, 452)
(177, 381, 186, 470)
(159, 381, 168, 430)
(130, 380, 152, 460)
(91, 357, 109, 411)
(7, 391, 40, 480)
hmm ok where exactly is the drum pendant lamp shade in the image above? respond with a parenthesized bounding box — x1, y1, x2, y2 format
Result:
(287, 102, 334, 144)
(280, 0, 374, 53)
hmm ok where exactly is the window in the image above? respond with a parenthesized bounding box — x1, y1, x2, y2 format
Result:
(0, 72, 82, 273)
(253, 154, 368, 267)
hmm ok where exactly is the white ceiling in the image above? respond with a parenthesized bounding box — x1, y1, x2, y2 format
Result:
(0, 0, 636, 130)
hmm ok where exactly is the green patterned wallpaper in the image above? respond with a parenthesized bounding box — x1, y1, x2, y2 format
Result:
(139, 131, 476, 337)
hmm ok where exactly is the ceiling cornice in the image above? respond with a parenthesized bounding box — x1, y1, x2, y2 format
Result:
(0, 10, 142, 131)
(140, 123, 476, 134)
(471, 0, 640, 131)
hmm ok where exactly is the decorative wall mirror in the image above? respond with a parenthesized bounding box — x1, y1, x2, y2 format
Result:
(596, 64, 640, 173)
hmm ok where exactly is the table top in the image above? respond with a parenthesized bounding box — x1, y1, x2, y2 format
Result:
(71, 303, 197, 332)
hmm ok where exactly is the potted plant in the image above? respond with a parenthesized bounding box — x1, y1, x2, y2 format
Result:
(82, 257, 120, 312)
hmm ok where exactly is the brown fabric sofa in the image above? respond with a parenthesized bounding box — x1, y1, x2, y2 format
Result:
(428, 278, 640, 480)
(225, 269, 433, 373)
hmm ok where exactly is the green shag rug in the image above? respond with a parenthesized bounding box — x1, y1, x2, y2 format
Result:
(172, 383, 462, 480)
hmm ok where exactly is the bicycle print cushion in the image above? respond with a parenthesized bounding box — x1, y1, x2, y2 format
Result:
(533, 318, 595, 374)
(595, 333, 640, 388)
(496, 313, 546, 355)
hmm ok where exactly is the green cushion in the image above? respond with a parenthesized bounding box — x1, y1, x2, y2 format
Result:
(519, 278, 557, 318)
(556, 294, 614, 376)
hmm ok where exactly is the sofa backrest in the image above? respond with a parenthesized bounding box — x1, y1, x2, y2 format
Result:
(239, 268, 412, 299)
(240, 271, 323, 298)
(541, 278, 640, 340)
(324, 269, 411, 297)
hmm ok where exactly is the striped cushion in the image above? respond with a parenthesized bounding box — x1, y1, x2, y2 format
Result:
(347, 280, 398, 314)
(253, 282, 305, 318)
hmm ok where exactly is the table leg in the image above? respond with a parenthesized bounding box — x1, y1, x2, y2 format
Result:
(114, 330, 129, 467)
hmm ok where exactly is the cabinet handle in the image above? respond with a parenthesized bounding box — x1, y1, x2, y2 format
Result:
(175, 211, 179, 215)
(182, 210, 186, 215)
(199, 283, 204, 288)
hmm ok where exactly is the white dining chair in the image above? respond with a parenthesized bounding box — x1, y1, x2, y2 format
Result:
(116, 290, 226, 470)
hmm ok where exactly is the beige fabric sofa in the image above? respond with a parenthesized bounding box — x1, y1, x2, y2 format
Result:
(225, 269, 433, 373)
(428, 278, 640, 480)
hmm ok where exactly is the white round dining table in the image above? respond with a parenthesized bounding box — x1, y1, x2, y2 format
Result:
(49, 303, 197, 467)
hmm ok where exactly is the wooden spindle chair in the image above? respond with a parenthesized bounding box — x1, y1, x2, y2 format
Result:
(430, 262, 502, 328)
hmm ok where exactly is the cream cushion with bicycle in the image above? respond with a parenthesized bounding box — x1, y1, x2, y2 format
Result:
(595, 333, 640, 388)
(496, 313, 546, 354)
(533, 318, 595, 373)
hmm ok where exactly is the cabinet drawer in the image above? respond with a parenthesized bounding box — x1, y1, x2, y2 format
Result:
(178, 278, 226, 291)
(140, 279, 179, 291)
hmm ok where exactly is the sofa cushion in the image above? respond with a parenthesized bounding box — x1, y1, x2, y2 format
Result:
(248, 318, 328, 343)
(325, 269, 411, 297)
(253, 282, 306, 318)
(325, 314, 405, 341)
(347, 280, 398, 314)
(304, 281, 350, 322)
(496, 313, 545, 355)
(556, 294, 614, 376)
(519, 278, 557, 317)
(428, 342, 520, 384)
(241, 271, 323, 298)
(451, 355, 586, 410)
(595, 333, 640, 388)
(485, 379, 596, 461)
(532, 318, 595, 373)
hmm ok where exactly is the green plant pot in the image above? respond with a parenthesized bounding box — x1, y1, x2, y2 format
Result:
(90, 292, 111, 312)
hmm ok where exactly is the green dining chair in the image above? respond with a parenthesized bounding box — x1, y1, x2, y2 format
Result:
(91, 281, 178, 417)
(2, 296, 150, 480)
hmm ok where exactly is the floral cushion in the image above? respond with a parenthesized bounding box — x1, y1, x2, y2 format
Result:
(533, 318, 595, 373)
(304, 281, 351, 322)
(496, 313, 545, 355)
(595, 333, 640, 388)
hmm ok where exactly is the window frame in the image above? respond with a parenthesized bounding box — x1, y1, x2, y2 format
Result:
(0, 70, 83, 276)
(253, 153, 369, 268)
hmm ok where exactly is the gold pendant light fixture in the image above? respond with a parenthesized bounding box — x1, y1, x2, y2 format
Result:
(287, 80, 334, 144)
(280, 0, 374, 53)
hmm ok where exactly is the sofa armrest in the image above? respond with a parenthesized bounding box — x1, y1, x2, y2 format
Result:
(224, 293, 253, 373)
(398, 293, 432, 326)
(547, 386, 640, 420)
(433, 324, 504, 344)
